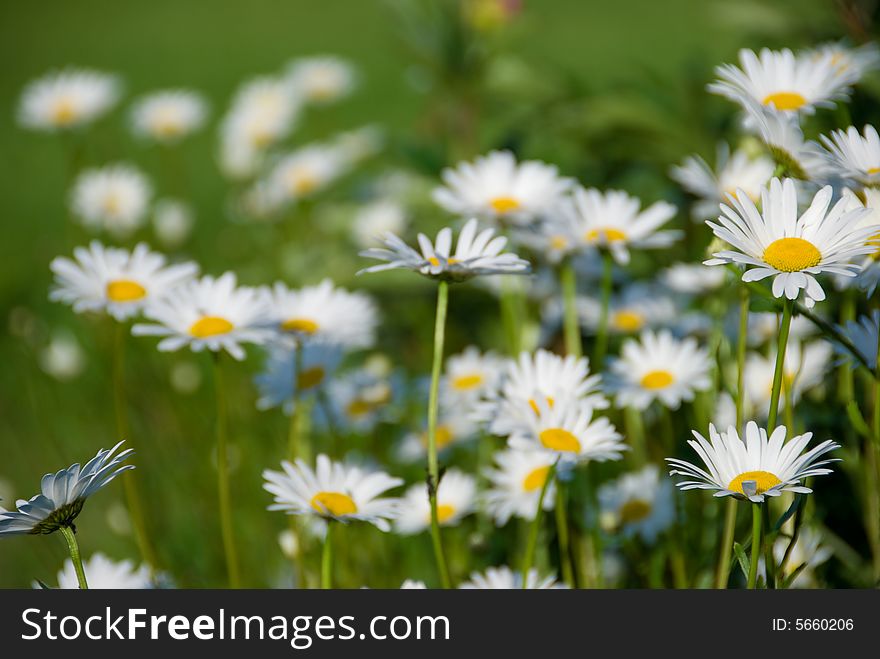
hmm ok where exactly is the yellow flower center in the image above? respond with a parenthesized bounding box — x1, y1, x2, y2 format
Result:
(106, 279, 146, 302)
(490, 196, 521, 214)
(427, 256, 459, 267)
(728, 470, 782, 496)
(189, 316, 234, 338)
(867, 167, 880, 175)
(619, 499, 652, 524)
(522, 465, 550, 492)
(297, 366, 325, 390)
(762, 237, 822, 272)
(436, 504, 456, 523)
(451, 373, 484, 390)
(102, 193, 121, 216)
(585, 228, 627, 243)
(346, 398, 374, 417)
(869, 231, 880, 261)
(611, 310, 644, 332)
(539, 427, 581, 453)
(762, 91, 807, 111)
(549, 235, 568, 250)
(289, 171, 318, 195)
(640, 369, 674, 390)
(310, 491, 357, 516)
(528, 396, 555, 415)
(281, 317, 319, 334)
(421, 424, 454, 450)
(52, 98, 77, 125)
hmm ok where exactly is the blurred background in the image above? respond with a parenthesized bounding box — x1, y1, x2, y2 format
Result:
(0, 0, 876, 588)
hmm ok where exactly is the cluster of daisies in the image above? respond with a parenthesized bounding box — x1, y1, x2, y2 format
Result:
(7, 39, 880, 590)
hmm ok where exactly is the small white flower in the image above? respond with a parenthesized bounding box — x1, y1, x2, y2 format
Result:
(598, 465, 675, 543)
(130, 89, 208, 143)
(771, 527, 832, 588)
(820, 124, 880, 187)
(743, 340, 832, 419)
(661, 262, 727, 295)
(287, 56, 356, 105)
(396, 411, 479, 463)
(39, 330, 86, 381)
(573, 283, 678, 335)
(56, 553, 151, 589)
(255, 342, 343, 414)
(440, 346, 504, 410)
(264, 145, 346, 207)
(400, 579, 427, 589)
(807, 41, 880, 87)
(70, 164, 152, 238)
(459, 566, 567, 589)
(395, 469, 476, 535)
(352, 199, 408, 249)
(667, 421, 840, 503)
(323, 366, 398, 433)
(483, 448, 556, 525)
(18, 68, 121, 131)
(152, 199, 195, 248)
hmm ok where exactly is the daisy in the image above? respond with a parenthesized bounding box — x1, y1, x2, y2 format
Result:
(671, 144, 775, 221)
(483, 448, 557, 525)
(70, 164, 152, 238)
(39, 330, 86, 381)
(322, 364, 399, 433)
(264, 145, 346, 207)
(331, 125, 383, 165)
(667, 421, 840, 503)
(575, 283, 677, 335)
(50, 241, 198, 321)
(820, 125, 880, 187)
(395, 470, 476, 535)
(741, 100, 829, 180)
(607, 330, 712, 411)
(833, 310, 880, 370)
(743, 341, 833, 418)
(597, 465, 675, 543)
(130, 89, 208, 143)
(18, 68, 121, 131)
(287, 56, 356, 105)
(709, 48, 851, 115)
(661, 262, 727, 296)
(400, 579, 427, 589)
(705, 177, 876, 308)
(359, 217, 531, 282)
(560, 186, 679, 265)
(152, 198, 194, 249)
(397, 409, 479, 463)
(508, 397, 625, 465)
(55, 553, 151, 589)
(263, 279, 378, 349)
(263, 454, 402, 531)
(132, 272, 272, 360)
(432, 150, 573, 225)
(440, 346, 504, 409)
(0, 441, 134, 536)
(458, 566, 566, 589)
(352, 199, 408, 249)
(255, 342, 343, 414)
(807, 41, 880, 86)
(771, 527, 832, 588)
(746, 311, 817, 347)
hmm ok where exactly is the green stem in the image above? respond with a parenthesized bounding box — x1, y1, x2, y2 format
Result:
(747, 504, 762, 589)
(766, 300, 793, 430)
(60, 525, 88, 590)
(427, 281, 452, 589)
(321, 522, 334, 589)
(838, 291, 856, 404)
(735, 285, 749, 429)
(715, 498, 737, 589)
(560, 259, 582, 358)
(593, 250, 614, 371)
(779, 495, 804, 584)
(762, 502, 776, 589)
(624, 406, 646, 465)
(554, 481, 574, 587)
(521, 461, 557, 588)
(213, 354, 240, 589)
(499, 278, 522, 355)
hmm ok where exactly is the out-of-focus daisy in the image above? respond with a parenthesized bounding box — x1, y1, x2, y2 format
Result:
(743, 340, 832, 418)
(661, 262, 727, 296)
(667, 421, 840, 503)
(323, 365, 398, 433)
(263, 454, 402, 531)
(709, 48, 851, 114)
(833, 310, 879, 370)
(508, 398, 625, 465)
(560, 187, 679, 265)
(575, 283, 678, 335)
(741, 100, 829, 180)
(55, 553, 151, 589)
(264, 279, 377, 349)
(598, 465, 675, 543)
(0, 442, 134, 536)
(807, 41, 880, 86)
(287, 56, 356, 105)
(130, 90, 208, 143)
(400, 579, 427, 589)
(835, 188, 880, 293)
(50, 241, 197, 321)
(397, 409, 478, 463)
(746, 311, 817, 347)
(671, 144, 775, 221)
(771, 527, 832, 588)
(459, 566, 567, 589)
(152, 198, 194, 249)
(352, 199, 408, 249)
(395, 470, 476, 535)
(331, 125, 383, 164)
(607, 330, 711, 411)
(820, 125, 880, 187)
(255, 342, 343, 414)
(70, 164, 152, 238)
(132, 272, 272, 360)
(18, 69, 121, 131)
(359, 217, 530, 282)
(705, 178, 875, 308)
(265, 145, 346, 207)
(440, 346, 504, 409)
(483, 448, 556, 525)
(39, 330, 86, 381)
(433, 150, 572, 225)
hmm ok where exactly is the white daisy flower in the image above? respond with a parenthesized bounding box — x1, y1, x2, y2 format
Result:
(0, 442, 134, 536)
(255, 342, 343, 414)
(705, 177, 876, 308)
(671, 144, 775, 221)
(152, 198, 195, 248)
(264, 144, 346, 207)
(130, 89, 208, 143)
(262, 454, 402, 532)
(400, 579, 427, 589)
(661, 262, 727, 295)
(508, 397, 625, 465)
(667, 421, 840, 503)
(70, 164, 152, 238)
(359, 217, 531, 282)
(432, 150, 573, 225)
(833, 310, 880, 370)
(323, 365, 398, 433)
(263, 279, 378, 349)
(833, 188, 880, 292)
(56, 553, 151, 589)
(598, 465, 675, 543)
(352, 199, 408, 249)
(743, 340, 833, 419)
(440, 346, 504, 409)
(483, 448, 556, 525)
(18, 68, 121, 131)
(807, 41, 880, 86)
(559, 186, 679, 265)
(709, 48, 851, 115)
(746, 311, 817, 347)
(50, 241, 197, 321)
(132, 272, 272, 360)
(395, 469, 476, 535)
(607, 330, 712, 411)
(39, 330, 86, 381)
(287, 56, 356, 105)
(771, 527, 832, 588)
(820, 124, 880, 187)
(573, 283, 678, 335)
(459, 566, 567, 589)
(741, 99, 829, 180)
(397, 410, 479, 463)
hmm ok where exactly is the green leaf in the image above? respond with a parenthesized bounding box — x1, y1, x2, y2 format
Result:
(733, 542, 750, 580)
(782, 562, 810, 589)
